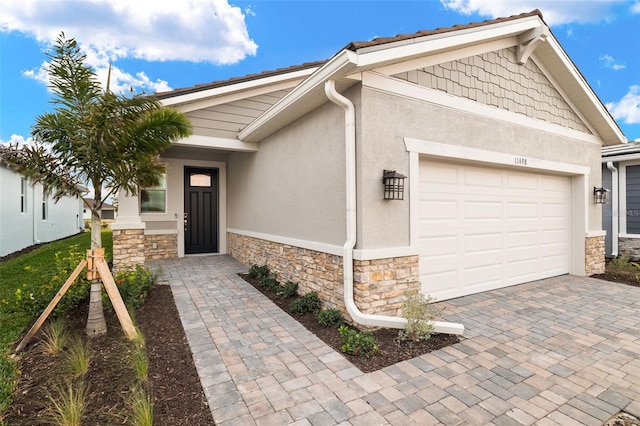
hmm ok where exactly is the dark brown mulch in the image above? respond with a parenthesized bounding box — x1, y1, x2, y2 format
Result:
(4, 285, 214, 425)
(592, 270, 640, 287)
(239, 274, 460, 373)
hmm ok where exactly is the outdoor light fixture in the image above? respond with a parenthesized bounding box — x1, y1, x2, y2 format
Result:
(594, 186, 610, 204)
(383, 170, 406, 200)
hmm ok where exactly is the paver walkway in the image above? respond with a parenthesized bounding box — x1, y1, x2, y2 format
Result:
(152, 255, 640, 425)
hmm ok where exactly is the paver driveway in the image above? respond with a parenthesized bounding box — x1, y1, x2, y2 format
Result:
(152, 255, 640, 425)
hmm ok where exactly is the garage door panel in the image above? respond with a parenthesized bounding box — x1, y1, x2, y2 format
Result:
(465, 232, 503, 253)
(419, 160, 570, 301)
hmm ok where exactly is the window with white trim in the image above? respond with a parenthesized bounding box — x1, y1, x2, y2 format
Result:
(20, 178, 27, 213)
(42, 191, 48, 221)
(140, 173, 167, 213)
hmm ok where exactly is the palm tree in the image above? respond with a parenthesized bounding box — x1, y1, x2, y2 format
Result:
(0, 33, 192, 336)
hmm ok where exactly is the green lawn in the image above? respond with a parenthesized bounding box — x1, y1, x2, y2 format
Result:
(0, 230, 112, 418)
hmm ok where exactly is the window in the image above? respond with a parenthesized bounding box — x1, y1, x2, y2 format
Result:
(20, 178, 27, 213)
(140, 173, 166, 213)
(42, 191, 48, 220)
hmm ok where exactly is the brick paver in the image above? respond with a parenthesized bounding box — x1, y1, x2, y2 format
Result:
(152, 256, 640, 425)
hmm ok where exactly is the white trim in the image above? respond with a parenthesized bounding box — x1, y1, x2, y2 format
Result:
(144, 229, 178, 236)
(239, 50, 360, 142)
(160, 68, 318, 109)
(602, 153, 640, 163)
(620, 164, 628, 235)
(374, 37, 516, 77)
(586, 231, 606, 238)
(228, 228, 419, 261)
(353, 246, 419, 261)
(355, 18, 541, 65)
(227, 228, 343, 256)
(365, 72, 602, 146)
(619, 233, 640, 239)
(112, 222, 145, 230)
(174, 135, 258, 152)
(403, 138, 591, 176)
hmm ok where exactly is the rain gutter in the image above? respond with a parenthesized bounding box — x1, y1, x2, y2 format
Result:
(607, 161, 618, 256)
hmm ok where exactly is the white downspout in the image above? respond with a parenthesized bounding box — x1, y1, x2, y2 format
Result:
(324, 80, 463, 335)
(607, 161, 618, 256)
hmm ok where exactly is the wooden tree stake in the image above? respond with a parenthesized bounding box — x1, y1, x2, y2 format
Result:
(13, 260, 88, 355)
(96, 260, 138, 340)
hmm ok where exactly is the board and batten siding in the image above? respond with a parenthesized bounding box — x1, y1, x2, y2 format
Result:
(626, 165, 640, 234)
(186, 89, 292, 138)
(392, 47, 589, 134)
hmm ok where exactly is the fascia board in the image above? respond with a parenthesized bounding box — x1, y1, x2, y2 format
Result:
(169, 79, 306, 114)
(173, 134, 258, 152)
(354, 18, 541, 67)
(160, 68, 318, 108)
(543, 36, 626, 145)
(238, 50, 359, 142)
(601, 153, 640, 163)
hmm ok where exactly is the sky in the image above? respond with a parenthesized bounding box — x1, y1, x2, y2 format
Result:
(1, 0, 639, 147)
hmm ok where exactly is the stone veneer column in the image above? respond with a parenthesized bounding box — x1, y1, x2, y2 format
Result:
(111, 189, 145, 272)
(112, 229, 145, 272)
(353, 256, 420, 317)
(585, 235, 605, 275)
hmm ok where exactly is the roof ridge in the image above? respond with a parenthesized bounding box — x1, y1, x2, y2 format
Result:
(344, 9, 544, 51)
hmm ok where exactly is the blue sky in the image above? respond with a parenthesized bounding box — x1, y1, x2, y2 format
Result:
(1, 0, 639, 145)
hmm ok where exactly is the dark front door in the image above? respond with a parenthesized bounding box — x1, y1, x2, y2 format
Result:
(184, 167, 218, 254)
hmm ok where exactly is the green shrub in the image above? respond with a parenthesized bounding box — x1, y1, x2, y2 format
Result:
(258, 274, 280, 292)
(289, 291, 321, 316)
(248, 264, 270, 279)
(8, 245, 91, 317)
(338, 325, 378, 357)
(276, 281, 298, 299)
(103, 265, 156, 311)
(316, 308, 344, 327)
(398, 292, 442, 342)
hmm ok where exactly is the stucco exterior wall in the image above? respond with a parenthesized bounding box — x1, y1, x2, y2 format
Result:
(227, 97, 348, 247)
(357, 86, 603, 248)
(0, 165, 83, 257)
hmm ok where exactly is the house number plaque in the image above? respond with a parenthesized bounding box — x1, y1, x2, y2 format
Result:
(514, 157, 528, 166)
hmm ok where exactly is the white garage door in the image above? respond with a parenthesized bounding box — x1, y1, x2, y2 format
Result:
(419, 159, 571, 301)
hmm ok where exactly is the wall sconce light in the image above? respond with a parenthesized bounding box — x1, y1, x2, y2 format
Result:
(594, 186, 610, 204)
(383, 170, 406, 200)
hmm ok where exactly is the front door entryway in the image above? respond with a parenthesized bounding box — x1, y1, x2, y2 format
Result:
(184, 167, 218, 254)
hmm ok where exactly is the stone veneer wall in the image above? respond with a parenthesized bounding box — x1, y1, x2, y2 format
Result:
(227, 232, 419, 319)
(112, 229, 145, 272)
(144, 233, 178, 261)
(585, 235, 605, 275)
(618, 237, 640, 262)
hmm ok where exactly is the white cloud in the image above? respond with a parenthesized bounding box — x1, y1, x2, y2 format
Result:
(606, 85, 640, 124)
(0, 0, 257, 64)
(632, 2, 640, 14)
(440, 0, 624, 25)
(600, 54, 627, 71)
(0, 134, 36, 148)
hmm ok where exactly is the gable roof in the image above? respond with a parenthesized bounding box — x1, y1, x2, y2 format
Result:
(157, 11, 626, 146)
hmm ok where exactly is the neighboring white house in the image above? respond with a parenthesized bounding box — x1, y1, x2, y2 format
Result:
(0, 162, 84, 257)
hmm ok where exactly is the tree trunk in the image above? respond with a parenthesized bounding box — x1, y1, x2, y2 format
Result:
(86, 206, 107, 337)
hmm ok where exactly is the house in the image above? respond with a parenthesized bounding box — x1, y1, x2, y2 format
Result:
(0, 161, 84, 258)
(83, 198, 116, 221)
(112, 10, 625, 325)
(601, 141, 640, 259)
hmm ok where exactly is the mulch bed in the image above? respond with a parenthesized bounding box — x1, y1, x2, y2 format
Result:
(3, 285, 214, 425)
(238, 274, 460, 373)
